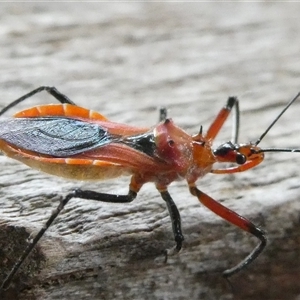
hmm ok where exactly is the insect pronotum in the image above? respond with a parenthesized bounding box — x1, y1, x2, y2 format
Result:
(0, 86, 299, 291)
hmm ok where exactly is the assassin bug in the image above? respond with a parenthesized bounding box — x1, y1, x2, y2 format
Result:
(0, 86, 300, 291)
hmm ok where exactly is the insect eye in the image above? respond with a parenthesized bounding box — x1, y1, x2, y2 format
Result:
(236, 153, 246, 165)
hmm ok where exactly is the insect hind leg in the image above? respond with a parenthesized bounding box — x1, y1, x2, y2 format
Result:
(0, 187, 138, 291)
(0, 86, 76, 116)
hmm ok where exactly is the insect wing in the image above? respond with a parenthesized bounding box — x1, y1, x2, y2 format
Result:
(0, 117, 114, 157)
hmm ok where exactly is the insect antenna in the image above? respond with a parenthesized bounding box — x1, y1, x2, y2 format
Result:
(255, 147, 300, 154)
(255, 92, 300, 146)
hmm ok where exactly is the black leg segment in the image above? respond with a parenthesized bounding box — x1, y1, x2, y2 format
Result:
(0, 188, 137, 291)
(0, 86, 76, 116)
(160, 190, 184, 253)
(226, 96, 240, 144)
(158, 107, 168, 122)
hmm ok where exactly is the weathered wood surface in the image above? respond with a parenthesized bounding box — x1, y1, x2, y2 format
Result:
(0, 3, 300, 300)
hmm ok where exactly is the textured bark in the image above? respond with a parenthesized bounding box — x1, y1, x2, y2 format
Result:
(0, 3, 300, 300)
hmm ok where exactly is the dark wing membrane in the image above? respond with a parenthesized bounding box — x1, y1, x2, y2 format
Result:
(0, 117, 113, 157)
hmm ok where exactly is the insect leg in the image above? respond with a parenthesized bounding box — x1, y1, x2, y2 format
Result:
(159, 189, 184, 257)
(205, 97, 239, 142)
(231, 98, 240, 144)
(0, 187, 138, 291)
(189, 184, 266, 277)
(0, 86, 76, 116)
(159, 107, 168, 122)
(211, 158, 263, 174)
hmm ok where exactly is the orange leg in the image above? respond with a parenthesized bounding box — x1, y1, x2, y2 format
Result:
(211, 157, 263, 174)
(205, 97, 239, 142)
(189, 184, 266, 277)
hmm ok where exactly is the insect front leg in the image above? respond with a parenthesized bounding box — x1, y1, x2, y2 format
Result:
(211, 159, 262, 174)
(158, 188, 184, 259)
(0, 184, 140, 291)
(0, 86, 76, 116)
(189, 184, 266, 277)
(205, 96, 240, 143)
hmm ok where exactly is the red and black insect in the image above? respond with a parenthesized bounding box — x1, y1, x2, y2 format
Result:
(0, 86, 299, 291)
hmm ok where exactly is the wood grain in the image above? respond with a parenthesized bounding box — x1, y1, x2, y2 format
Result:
(0, 3, 300, 300)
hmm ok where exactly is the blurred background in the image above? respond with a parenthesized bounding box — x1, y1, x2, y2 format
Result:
(0, 3, 299, 300)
